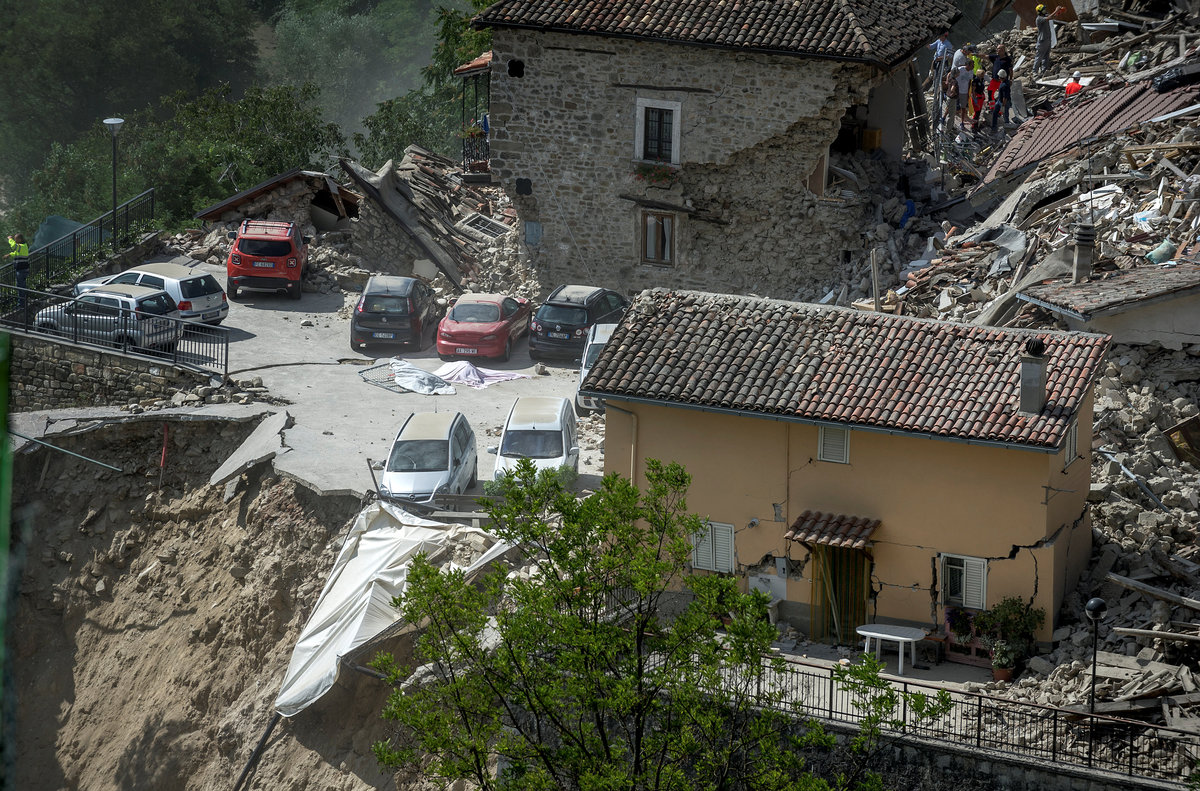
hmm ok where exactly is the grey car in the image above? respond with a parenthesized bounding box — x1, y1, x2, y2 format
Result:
(34, 284, 181, 349)
(75, 262, 229, 325)
(380, 411, 478, 504)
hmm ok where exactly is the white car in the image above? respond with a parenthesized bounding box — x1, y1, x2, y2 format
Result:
(380, 412, 478, 504)
(76, 262, 229, 325)
(575, 322, 618, 415)
(489, 396, 579, 478)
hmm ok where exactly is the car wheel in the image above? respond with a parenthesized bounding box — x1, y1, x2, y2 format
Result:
(288, 281, 302, 301)
(227, 282, 239, 300)
(500, 338, 512, 363)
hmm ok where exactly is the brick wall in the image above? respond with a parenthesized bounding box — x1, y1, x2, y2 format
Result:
(487, 30, 882, 300)
(10, 335, 209, 412)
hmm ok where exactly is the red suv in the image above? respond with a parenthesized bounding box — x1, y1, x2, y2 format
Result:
(226, 220, 310, 301)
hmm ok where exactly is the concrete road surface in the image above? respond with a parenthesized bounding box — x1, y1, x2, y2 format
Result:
(186, 257, 598, 499)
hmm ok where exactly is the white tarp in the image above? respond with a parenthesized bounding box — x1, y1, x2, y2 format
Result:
(274, 501, 508, 717)
(433, 360, 531, 389)
(388, 358, 456, 395)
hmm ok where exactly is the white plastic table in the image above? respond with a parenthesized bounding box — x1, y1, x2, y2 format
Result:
(855, 624, 928, 675)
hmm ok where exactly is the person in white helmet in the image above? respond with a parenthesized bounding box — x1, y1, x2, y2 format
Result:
(992, 70, 1013, 133)
(1065, 71, 1083, 97)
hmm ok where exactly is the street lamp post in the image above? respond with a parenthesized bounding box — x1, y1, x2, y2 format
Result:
(1085, 597, 1108, 716)
(103, 118, 124, 253)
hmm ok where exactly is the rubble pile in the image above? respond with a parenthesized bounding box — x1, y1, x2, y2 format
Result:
(119, 375, 287, 414)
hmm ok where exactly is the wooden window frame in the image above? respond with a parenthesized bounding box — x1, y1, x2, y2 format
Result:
(941, 553, 987, 610)
(634, 98, 681, 165)
(641, 211, 675, 267)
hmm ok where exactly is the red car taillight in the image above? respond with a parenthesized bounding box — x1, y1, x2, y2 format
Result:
(408, 298, 416, 313)
(177, 300, 192, 311)
(287, 257, 298, 268)
(531, 320, 541, 332)
(574, 327, 586, 337)
(221, 293, 228, 303)
(231, 254, 241, 266)
(355, 296, 365, 313)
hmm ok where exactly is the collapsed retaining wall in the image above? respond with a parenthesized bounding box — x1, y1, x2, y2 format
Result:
(10, 334, 209, 412)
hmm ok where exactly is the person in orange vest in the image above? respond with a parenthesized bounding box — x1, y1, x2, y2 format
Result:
(1065, 71, 1083, 97)
(6, 232, 29, 305)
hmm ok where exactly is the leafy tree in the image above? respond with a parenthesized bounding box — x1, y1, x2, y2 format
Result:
(3, 83, 346, 238)
(372, 459, 951, 790)
(0, 0, 258, 194)
(353, 0, 491, 166)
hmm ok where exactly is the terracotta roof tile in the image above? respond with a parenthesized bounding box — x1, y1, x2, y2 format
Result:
(475, 0, 958, 68)
(785, 510, 879, 550)
(981, 82, 1200, 184)
(1018, 263, 1200, 319)
(582, 290, 1111, 450)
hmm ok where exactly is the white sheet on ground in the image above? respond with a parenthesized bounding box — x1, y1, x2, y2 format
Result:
(433, 360, 531, 389)
(274, 501, 508, 717)
(389, 358, 456, 395)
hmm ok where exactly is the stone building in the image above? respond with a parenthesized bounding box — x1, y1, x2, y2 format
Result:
(474, 0, 957, 299)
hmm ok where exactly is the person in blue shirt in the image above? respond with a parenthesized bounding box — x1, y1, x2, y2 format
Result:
(991, 70, 1012, 133)
(925, 30, 953, 88)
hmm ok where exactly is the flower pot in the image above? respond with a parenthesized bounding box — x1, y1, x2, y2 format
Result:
(992, 666, 1014, 682)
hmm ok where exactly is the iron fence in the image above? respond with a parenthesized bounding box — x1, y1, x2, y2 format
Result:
(0, 284, 228, 379)
(2, 189, 156, 291)
(745, 655, 1198, 786)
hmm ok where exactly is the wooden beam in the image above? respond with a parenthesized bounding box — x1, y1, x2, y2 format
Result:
(1104, 572, 1200, 613)
(1112, 627, 1200, 644)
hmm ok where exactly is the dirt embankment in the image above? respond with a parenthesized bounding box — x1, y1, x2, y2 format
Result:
(10, 416, 401, 791)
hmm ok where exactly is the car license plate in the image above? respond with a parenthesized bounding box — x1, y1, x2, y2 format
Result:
(253, 261, 274, 268)
(548, 332, 570, 339)
(202, 311, 219, 320)
(455, 347, 477, 355)
(372, 332, 395, 339)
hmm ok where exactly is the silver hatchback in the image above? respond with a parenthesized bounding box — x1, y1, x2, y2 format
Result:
(76, 262, 229, 325)
(35, 284, 181, 349)
(380, 411, 478, 504)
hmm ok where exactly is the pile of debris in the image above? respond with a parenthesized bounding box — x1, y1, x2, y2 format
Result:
(120, 375, 288, 414)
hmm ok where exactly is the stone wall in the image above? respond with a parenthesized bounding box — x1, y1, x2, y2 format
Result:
(347, 197, 425, 276)
(10, 335, 209, 412)
(487, 30, 884, 299)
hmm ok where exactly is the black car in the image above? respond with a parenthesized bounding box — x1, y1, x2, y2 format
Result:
(528, 285, 628, 360)
(350, 276, 443, 352)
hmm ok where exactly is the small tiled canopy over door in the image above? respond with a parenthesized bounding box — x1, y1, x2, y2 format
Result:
(785, 510, 880, 645)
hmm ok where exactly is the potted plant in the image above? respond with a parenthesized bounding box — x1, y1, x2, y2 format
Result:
(972, 596, 1045, 660)
(984, 638, 1017, 682)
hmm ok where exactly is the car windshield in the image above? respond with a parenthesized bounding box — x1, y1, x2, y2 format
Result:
(450, 302, 500, 323)
(537, 305, 587, 325)
(238, 239, 292, 257)
(584, 343, 606, 368)
(500, 430, 563, 459)
(180, 275, 223, 298)
(363, 296, 409, 314)
(387, 440, 449, 472)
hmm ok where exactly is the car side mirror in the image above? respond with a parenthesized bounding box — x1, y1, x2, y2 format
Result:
(487, 447, 498, 455)
(226, 231, 236, 240)
(302, 236, 312, 244)
(570, 446, 580, 456)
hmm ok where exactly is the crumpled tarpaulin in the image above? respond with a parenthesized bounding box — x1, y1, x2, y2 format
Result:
(274, 501, 508, 717)
(433, 360, 530, 389)
(358, 359, 456, 395)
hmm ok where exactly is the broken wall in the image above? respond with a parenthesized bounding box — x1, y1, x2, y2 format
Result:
(487, 29, 880, 298)
(346, 196, 426, 275)
(10, 336, 210, 412)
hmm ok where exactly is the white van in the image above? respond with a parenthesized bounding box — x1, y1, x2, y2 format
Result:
(489, 396, 579, 478)
(575, 322, 618, 415)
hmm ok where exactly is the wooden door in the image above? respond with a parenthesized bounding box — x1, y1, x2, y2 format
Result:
(810, 544, 871, 645)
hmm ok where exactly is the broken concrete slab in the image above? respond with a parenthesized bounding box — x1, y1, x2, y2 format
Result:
(209, 410, 292, 487)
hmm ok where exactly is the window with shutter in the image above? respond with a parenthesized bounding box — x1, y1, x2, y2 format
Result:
(692, 522, 735, 573)
(818, 426, 849, 464)
(942, 553, 987, 610)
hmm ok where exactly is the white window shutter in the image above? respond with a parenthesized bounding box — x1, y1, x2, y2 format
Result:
(963, 557, 987, 609)
(819, 426, 849, 464)
(711, 523, 735, 573)
(693, 527, 714, 571)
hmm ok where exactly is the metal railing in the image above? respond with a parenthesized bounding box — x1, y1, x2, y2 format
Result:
(742, 655, 1199, 786)
(2, 189, 156, 291)
(462, 137, 490, 172)
(0, 284, 228, 379)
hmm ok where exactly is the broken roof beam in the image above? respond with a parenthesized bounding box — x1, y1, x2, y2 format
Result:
(1105, 571, 1200, 614)
(1112, 627, 1200, 644)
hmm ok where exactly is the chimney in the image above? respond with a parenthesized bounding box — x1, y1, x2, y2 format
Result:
(1072, 222, 1096, 284)
(1019, 338, 1047, 415)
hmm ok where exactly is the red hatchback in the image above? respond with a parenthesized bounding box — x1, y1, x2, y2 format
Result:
(436, 293, 531, 362)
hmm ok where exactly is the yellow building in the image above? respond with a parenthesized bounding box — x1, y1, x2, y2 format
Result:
(581, 290, 1110, 643)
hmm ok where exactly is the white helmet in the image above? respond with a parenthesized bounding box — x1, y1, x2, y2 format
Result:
(1073, 71, 1082, 80)
(998, 69, 1008, 78)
